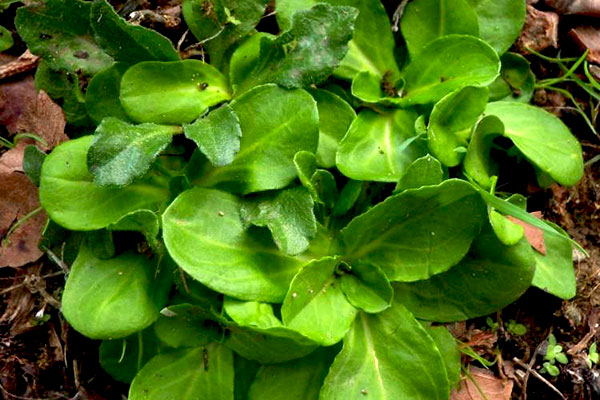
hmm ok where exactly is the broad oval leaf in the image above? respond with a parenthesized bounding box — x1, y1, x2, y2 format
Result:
(184, 104, 242, 167)
(281, 257, 358, 346)
(129, 344, 234, 400)
(428, 86, 489, 167)
(88, 118, 179, 187)
(341, 179, 487, 281)
(466, 0, 526, 54)
(154, 303, 222, 349)
(400, 35, 500, 106)
(319, 305, 449, 400)
(401, 0, 479, 57)
(120, 60, 231, 124)
(39, 136, 170, 230)
(311, 89, 356, 168)
(489, 52, 535, 103)
(62, 245, 166, 339)
(162, 188, 303, 302)
(425, 326, 461, 391)
(394, 226, 536, 322)
(485, 101, 584, 186)
(395, 154, 444, 192)
(463, 115, 504, 189)
(336, 109, 426, 181)
(340, 262, 393, 313)
(85, 62, 131, 124)
(91, 0, 179, 63)
(200, 84, 319, 194)
(532, 226, 576, 300)
(229, 32, 275, 92)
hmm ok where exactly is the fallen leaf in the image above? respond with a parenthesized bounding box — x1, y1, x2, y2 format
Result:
(546, 0, 600, 17)
(516, 6, 559, 54)
(451, 367, 514, 400)
(506, 211, 547, 255)
(568, 26, 600, 64)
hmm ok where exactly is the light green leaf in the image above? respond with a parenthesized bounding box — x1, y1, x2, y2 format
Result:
(463, 115, 504, 190)
(99, 329, 162, 383)
(154, 303, 222, 348)
(532, 225, 576, 299)
(341, 179, 487, 281)
(489, 209, 524, 246)
(395, 155, 444, 192)
(87, 118, 178, 187)
(129, 345, 234, 400)
(62, 245, 167, 339)
(40, 136, 169, 230)
(401, 0, 479, 57)
(229, 32, 275, 92)
(282, 257, 357, 346)
(341, 262, 393, 313)
(425, 325, 461, 391)
(91, 0, 179, 63)
(336, 109, 426, 181)
(294, 151, 319, 199)
(224, 297, 283, 329)
(184, 104, 242, 167)
(320, 305, 449, 400)
(466, 0, 526, 54)
(350, 70, 387, 103)
(394, 226, 536, 322)
(248, 347, 337, 400)
(400, 35, 500, 106)
(489, 52, 535, 102)
(162, 188, 303, 302)
(120, 60, 231, 124)
(428, 86, 489, 167)
(311, 169, 339, 208)
(310, 89, 356, 168)
(200, 85, 319, 194)
(0, 25, 13, 51)
(85, 62, 131, 124)
(485, 101, 584, 186)
(15, 0, 114, 75)
(182, 0, 268, 69)
(241, 187, 316, 256)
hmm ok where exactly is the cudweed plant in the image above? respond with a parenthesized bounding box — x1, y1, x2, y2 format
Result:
(12, 0, 587, 398)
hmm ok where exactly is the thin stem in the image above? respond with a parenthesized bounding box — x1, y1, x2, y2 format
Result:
(1, 206, 44, 246)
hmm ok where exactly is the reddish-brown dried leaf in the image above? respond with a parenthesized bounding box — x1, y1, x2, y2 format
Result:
(568, 26, 600, 64)
(451, 367, 514, 400)
(506, 211, 547, 255)
(516, 6, 559, 54)
(546, 0, 600, 16)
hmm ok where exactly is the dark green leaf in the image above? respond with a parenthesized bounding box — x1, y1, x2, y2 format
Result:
(229, 32, 275, 92)
(85, 62, 131, 123)
(107, 210, 161, 250)
(87, 118, 178, 187)
(183, 104, 242, 167)
(154, 303, 222, 348)
(332, 179, 363, 216)
(23, 145, 46, 186)
(489, 53, 535, 102)
(241, 187, 316, 256)
(341, 262, 393, 313)
(425, 325, 461, 391)
(395, 155, 443, 192)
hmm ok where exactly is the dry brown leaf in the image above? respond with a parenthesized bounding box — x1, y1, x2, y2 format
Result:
(506, 211, 547, 255)
(546, 0, 600, 16)
(451, 367, 514, 400)
(516, 6, 559, 54)
(568, 26, 600, 64)
(0, 172, 45, 267)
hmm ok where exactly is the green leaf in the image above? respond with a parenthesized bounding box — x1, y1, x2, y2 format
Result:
(234, 355, 260, 400)
(341, 179, 487, 281)
(229, 32, 275, 92)
(395, 155, 443, 192)
(333, 179, 363, 216)
(223, 299, 319, 363)
(62, 245, 167, 339)
(428, 86, 489, 167)
(463, 115, 504, 190)
(154, 303, 222, 348)
(40, 136, 169, 230)
(15, 0, 113, 75)
(340, 262, 393, 313)
(162, 188, 303, 302)
(281, 257, 358, 346)
(240, 4, 357, 91)
(91, 0, 179, 63)
(320, 305, 449, 400)
(311, 169, 339, 208)
(107, 210, 161, 251)
(183, 104, 242, 167)
(99, 329, 162, 383)
(485, 102, 584, 186)
(182, 0, 268, 69)
(489, 53, 535, 102)
(85, 62, 131, 124)
(248, 346, 337, 400)
(200, 85, 319, 194)
(87, 118, 178, 187)
(400, 35, 500, 106)
(350, 70, 387, 103)
(129, 345, 234, 400)
(425, 326, 461, 391)
(23, 145, 46, 186)
(241, 187, 316, 256)
(120, 60, 231, 124)
(401, 0, 479, 57)
(532, 226, 576, 299)
(466, 0, 526, 54)
(489, 209, 524, 246)
(294, 150, 319, 199)
(394, 226, 535, 322)
(336, 109, 426, 181)
(0, 25, 13, 51)
(310, 89, 356, 168)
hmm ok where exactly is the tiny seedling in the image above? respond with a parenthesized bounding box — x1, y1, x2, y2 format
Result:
(540, 334, 568, 376)
(587, 342, 599, 368)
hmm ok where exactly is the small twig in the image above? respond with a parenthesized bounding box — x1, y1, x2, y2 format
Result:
(513, 357, 566, 400)
(177, 28, 189, 52)
(44, 247, 70, 273)
(392, 0, 410, 32)
(0, 271, 64, 295)
(522, 341, 544, 399)
(0, 50, 39, 80)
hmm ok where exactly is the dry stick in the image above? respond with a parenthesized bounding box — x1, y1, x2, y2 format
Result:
(0, 50, 39, 80)
(391, 0, 410, 32)
(521, 342, 543, 400)
(513, 357, 566, 400)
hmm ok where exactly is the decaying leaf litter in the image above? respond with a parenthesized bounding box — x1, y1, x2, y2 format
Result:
(3, 0, 598, 398)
